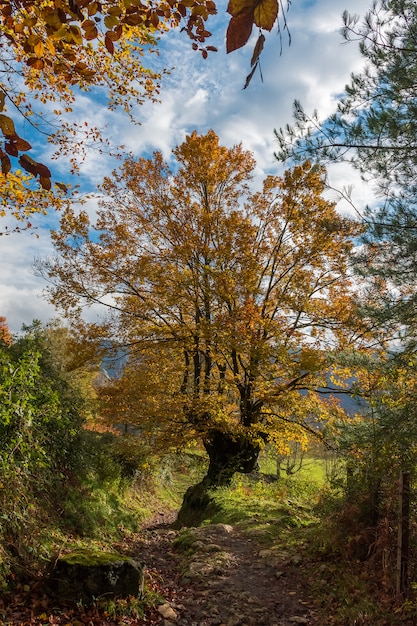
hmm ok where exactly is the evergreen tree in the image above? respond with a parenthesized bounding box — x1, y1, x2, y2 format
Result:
(275, 0, 417, 343)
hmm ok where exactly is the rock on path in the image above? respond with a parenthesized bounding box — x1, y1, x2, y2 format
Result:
(136, 519, 315, 626)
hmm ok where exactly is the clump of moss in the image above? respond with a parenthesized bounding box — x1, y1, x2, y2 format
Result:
(60, 549, 128, 567)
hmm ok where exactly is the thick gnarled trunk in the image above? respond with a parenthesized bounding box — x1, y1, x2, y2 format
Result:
(204, 429, 260, 486)
(174, 429, 260, 528)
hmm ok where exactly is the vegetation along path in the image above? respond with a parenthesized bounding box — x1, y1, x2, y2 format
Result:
(0, 509, 315, 626)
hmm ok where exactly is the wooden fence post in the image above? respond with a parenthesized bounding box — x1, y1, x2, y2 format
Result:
(396, 471, 410, 595)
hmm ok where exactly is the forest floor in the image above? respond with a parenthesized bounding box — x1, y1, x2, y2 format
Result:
(0, 508, 317, 626)
(136, 510, 315, 626)
(1, 496, 417, 625)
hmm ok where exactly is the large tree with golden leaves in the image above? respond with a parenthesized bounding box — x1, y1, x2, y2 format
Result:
(42, 130, 370, 519)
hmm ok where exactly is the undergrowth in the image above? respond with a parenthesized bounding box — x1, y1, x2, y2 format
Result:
(176, 454, 417, 626)
(204, 473, 320, 539)
(2, 435, 417, 625)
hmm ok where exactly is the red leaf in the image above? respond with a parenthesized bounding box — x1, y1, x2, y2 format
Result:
(35, 162, 52, 178)
(14, 137, 32, 151)
(226, 12, 254, 53)
(19, 154, 38, 176)
(19, 154, 51, 179)
(5, 142, 18, 157)
(104, 34, 114, 54)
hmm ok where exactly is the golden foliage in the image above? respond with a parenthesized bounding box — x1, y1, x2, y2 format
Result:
(0, 0, 218, 229)
(226, 0, 278, 52)
(0, 316, 12, 345)
(43, 131, 374, 452)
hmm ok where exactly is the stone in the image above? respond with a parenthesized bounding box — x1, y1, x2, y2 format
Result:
(201, 543, 223, 553)
(157, 603, 178, 620)
(210, 523, 234, 534)
(290, 554, 303, 566)
(187, 561, 215, 577)
(49, 548, 145, 603)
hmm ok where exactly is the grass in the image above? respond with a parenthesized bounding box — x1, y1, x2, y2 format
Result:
(170, 451, 416, 626)
(204, 475, 320, 539)
(2, 442, 416, 626)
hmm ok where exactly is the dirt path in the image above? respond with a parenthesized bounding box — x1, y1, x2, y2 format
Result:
(136, 513, 316, 626)
(0, 513, 317, 625)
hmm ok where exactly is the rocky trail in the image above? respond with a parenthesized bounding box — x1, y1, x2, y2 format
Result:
(0, 511, 318, 626)
(133, 512, 316, 626)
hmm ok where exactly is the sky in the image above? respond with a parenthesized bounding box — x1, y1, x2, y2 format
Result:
(0, 0, 377, 334)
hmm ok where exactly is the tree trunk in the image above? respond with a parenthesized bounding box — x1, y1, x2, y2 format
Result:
(174, 429, 260, 528)
(204, 429, 261, 486)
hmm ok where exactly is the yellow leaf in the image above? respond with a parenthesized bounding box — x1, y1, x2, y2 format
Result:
(253, 0, 278, 31)
(53, 25, 69, 40)
(227, 0, 256, 18)
(104, 14, 120, 29)
(34, 40, 45, 58)
(88, 1, 100, 16)
(45, 38, 56, 55)
(107, 6, 123, 16)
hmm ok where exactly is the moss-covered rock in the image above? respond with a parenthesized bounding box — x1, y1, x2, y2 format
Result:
(49, 549, 145, 603)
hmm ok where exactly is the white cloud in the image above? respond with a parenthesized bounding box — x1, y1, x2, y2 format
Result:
(0, 229, 58, 333)
(0, 0, 378, 333)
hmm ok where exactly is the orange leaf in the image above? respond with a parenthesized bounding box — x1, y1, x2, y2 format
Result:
(226, 12, 254, 53)
(56, 182, 68, 193)
(87, 1, 100, 17)
(26, 57, 45, 70)
(253, 0, 278, 31)
(0, 114, 16, 138)
(250, 32, 265, 66)
(14, 137, 32, 151)
(40, 176, 52, 190)
(243, 63, 257, 89)
(106, 26, 122, 41)
(0, 152, 11, 175)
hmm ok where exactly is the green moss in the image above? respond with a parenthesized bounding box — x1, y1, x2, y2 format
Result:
(61, 549, 127, 567)
(172, 529, 198, 552)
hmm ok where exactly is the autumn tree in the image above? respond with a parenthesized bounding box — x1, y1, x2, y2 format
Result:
(0, 316, 12, 345)
(41, 130, 369, 520)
